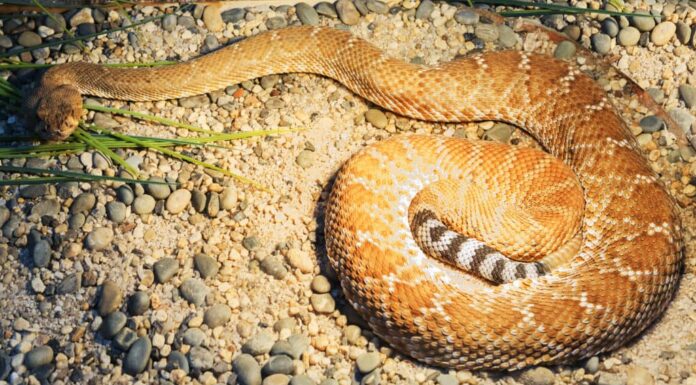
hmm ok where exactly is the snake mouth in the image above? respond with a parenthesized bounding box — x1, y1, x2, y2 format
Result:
(33, 84, 83, 141)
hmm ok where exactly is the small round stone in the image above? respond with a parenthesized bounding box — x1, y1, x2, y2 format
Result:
(519, 367, 555, 385)
(287, 248, 313, 273)
(188, 347, 214, 371)
(474, 23, 499, 42)
(591, 33, 611, 54)
(70, 192, 96, 214)
(356, 352, 380, 374)
(310, 275, 331, 293)
(497, 25, 518, 48)
(454, 9, 478, 25)
(344, 325, 362, 345)
(596, 372, 624, 385)
(296, 3, 320, 25)
(675, 21, 691, 45)
(626, 366, 654, 385)
(584, 356, 600, 374)
(639, 115, 664, 133)
(192, 189, 206, 212)
(182, 328, 207, 347)
(85, 227, 113, 251)
(290, 375, 316, 385)
(166, 189, 191, 214)
(630, 12, 655, 32)
(365, 0, 388, 14)
(146, 178, 171, 199)
(124, 336, 151, 375)
(262, 355, 294, 375)
(335, 0, 360, 25)
(162, 14, 177, 31)
(24, 346, 53, 370)
(167, 351, 190, 374)
(553, 40, 576, 59)
(221, 8, 246, 23)
(106, 201, 127, 223)
(18, 31, 42, 47)
(436, 374, 458, 385)
(650, 21, 675, 46)
(133, 194, 156, 214)
(266, 16, 287, 30)
(315, 2, 337, 18)
(116, 185, 134, 205)
(32, 240, 51, 268)
(179, 278, 209, 306)
(261, 255, 288, 279)
(128, 291, 150, 315)
(601, 18, 619, 37)
(287, 334, 308, 359)
(194, 253, 219, 279)
(113, 328, 138, 351)
(264, 374, 290, 385)
(415, 0, 433, 20)
(204, 304, 232, 328)
(220, 187, 238, 210)
(233, 354, 262, 385)
(101, 311, 127, 338)
(295, 150, 315, 169)
(242, 332, 276, 355)
(98, 280, 123, 316)
(365, 109, 387, 129)
(618, 26, 640, 46)
(679, 84, 696, 109)
(154, 257, 179, 283)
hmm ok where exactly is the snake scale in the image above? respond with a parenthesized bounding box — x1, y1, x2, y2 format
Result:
(24, 26, 683, 370)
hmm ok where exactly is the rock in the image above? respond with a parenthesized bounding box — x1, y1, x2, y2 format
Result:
(204, 34, 219, 50)
(133, 194, 156, 214)
(273, 318, 297, 333)
(415, 0, 434, 20)
(365, 0, 388, 14)
(194, 253, 219, 279)
(32, 240, 51, 268)
(154, 257, 179, 283)
(484, 123, 514, 143)
(630, 12, 655, 32)
(57, 273, 81, 295)
(436, 374, 458, 385)
(179, 278, 209, 306)
(675, 21, 691, 44)
(262, 355, 293, 375)
(70, 192, 96, 214)
(20, 184, 48, 199)
(128, 291, 150, 315)
(474, 23, 499, 42)
(188, 346, 214, 371)
(76, 23, 96, 36)
(0, 36, 11, 49)
(242, 332, 275, 355)
(315, 2, 337, 18)
(266, 16, 287, 30)
(270, 341, 294, 358)
(264, 374, 290, 385)
(597, 372, 626, 385)
(44, 13, 66, 32)
(310, 275, 331, 293)
(221, 8, 246, 24)
(183, 328, 206, 346)
(335, 0, 360, 25)
(178, 15, 195, 28)
(286, 334, 308, 358)
(101, 311, 127, 338)
(191, 189, 206, 212)
(497, 25, 518, 48)
(356, 352, 380, 373)
(85, 227, 113, 251)
(233, 354, 262, 385)
(220, 187, 238, 210)
(106, 201, 127, 223)
(554, 40, 576, 59)
(124, 336, 151, 375)
(146, 178, 171, 199)
(627, 366, 654, 385)
(296, 3, 320, 25)
(650, 22, 676, 46)
(166, 189, 191, 214)
(114, 328, 138, 350)
(290, 375, 316, 385)
(69, 7, 94, 27)
(454, 9, 478, 25)
(204, 304, 231, 328)
(168, 351, 190, 374)
(116, 185, 134, 205)
(591, 33, 611, 54)
(365, 109, 387, 129)
(310, 293, 336, 313)
(261, 255, 288, 279)
(24, 346, 53, 370)
(203, 6, 224, 32)
(618, 26, 640, 46)
(206, 192, 220, 217)
(679, 84, 696, 108)
(344, 325, 362, 345)
(31, 199, 59, 217)
(179, 94, 209, 108)
(639, 115, 664, 133)
(31, 277, 45, 293)
(0, 351, 10, 381)
(286, 248, 313, 273)
(519, 367, 555, 385)
(162, 14, 177, 31)
(295, 150, 315, 169)
(243, 236, 260, 250)
(98, 280, 123, 316)
(669, 108, 695, 134)
(601, 18, 619, 37)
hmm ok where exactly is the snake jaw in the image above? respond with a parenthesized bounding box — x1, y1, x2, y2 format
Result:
(32, 84, 83, 141)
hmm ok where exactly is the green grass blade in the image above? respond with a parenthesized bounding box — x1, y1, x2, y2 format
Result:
(0, 165, 170, 185)
(73, 126, 140, 177)
(31, 0, 86, 50)
(471, 0, 655, 18)
(0, 60, 175, 71)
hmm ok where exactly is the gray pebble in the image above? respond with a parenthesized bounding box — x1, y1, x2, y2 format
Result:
(179, 278, 209, 306)
(0, 36, 11, 49)
(266, 17, 288, 30)
(70, 192, 95, 214)
(0, 352, 10, 380)
(554, 40, 576, 59)
(168, 351, 190, 373)
(264, 374, 290, 385)
(243, 236, 260, 250)
(497, 25, 518, 48)
(32, 240, 51, 268)
(162, 14, 177, 31)
(273, 318, 297, 333)
(124, 336, 151, 375)
(591, 33, 611, 54)
(484, 123, 514, 143)
(106, 201, 127, 223)
(263, 355, 294, 375)
(128, 291, 150, 315)
(260, 75, 280, 90)
(676, 21, 691, 44)
(166, 189, 191, 214)
(133, 194, 156, 215)
(618, 26, 640, 46)
(183, 328, 206, 347)
(296, 3, 320, 25)
(85, 227, 113, 251)
(290, 375, 316, 385)
(319, 380, 338, 385)
(194, 253, 219, 279)
(353, 0, 369, 15)
(101, 311, 127, 338)
(310, 275, 331, 293)
(646, 88, 664, 103)
(24, 346, 53, 370)
(335, 0, 360, 25)
(270, 340, 294, 358)
(679, 84, 696, 108)
(179, 94, 210, 108)
(68, 213, 85, 230)
(315, 2, 337, 18)
(287, 335, 309, 359)
(188, 346, 214, 371)
(261, 255, 288, 279)
(295, 150, 315, 169)
(454, 9, 478, 25)
(233, 354, 262, 385)
(77, 23, 96, 36)
(204, 304, 232, 328)
(178, 15, 195, 28)
(204, 34, 219, 50)
(669, 108, 695, 134)
(243, 332, 276, 355)
(366, 0, 388, 14)
(146, 178, 171, 200)
(651, 21, 676, 46)
(221, 8, 246, 24)
(57, 273, 81, 295)
(20, 185, 48, 199)
(44, 13, 66, 32)
(601, 18, 619, 37)
(154, 258, 179, 283)
(191, 189, 206, 212)
(415, 0, 433, 20)
(562, 25, 581, 40)
(310, 293, 336, 313)
(98, 280, 123, 316)
(436, 374, 458, 385)
(639, 115, 664, 133)
(356, 352, 380, 374)
(519, 367, 555, 385)
(596, 371, 625, 385)
(18, 31, 42, 47)
(116, 185, 134, 205)
(630, 12, 655, 32)
(206, 192, 220, 217)
(474, 24, 499, 42)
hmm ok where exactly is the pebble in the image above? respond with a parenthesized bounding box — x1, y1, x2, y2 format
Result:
(484, 123, 514, 142)
(98, 280, 123, 316)
(179, 94, 209, 108)
(264, 374, 290, 385)
(585, 356, 600, 374)
(0, 36, 11, 49)
(146, 178, 171, 199)
(101, 311, 127, 338)
(179, 278, 209, 306)
(69, 7, 94, 27)
(626, 366, 654, 385)
(162, 14, 177, 31)
(183, 328, 206, 346)
(679, 85, 696, 108)
(204, 34, 219, 50)
(497, 25, 518, 48)
(0, 352, 10, 381)
(286, 248, 313, 273)
(85, 227, 113, 251)
(13, 318, 30, 332)
(194, 253, 219, 279)
(554, 40, 576, 59)
(70, 192, 96, 214)
(474, 24, 499, 42)
(31, 277, 45, 293)
(630, 12, 655, 32)
(154, 257, 179, 283)
(336, 0, 361, 25)
(204, 304, 232, 327)
(436, 374, 458, 385)
(188, 347, 214, 371)
(639, 115, 664, 133)
(454, 9, 478, 25)
(344, 325, 362, 345)
(290, 375, 316, 385)
(128, 291, 150, 315)
(650, 22, 676, 46)
(124, 336, 151, 375)
(310, 293, 336, 313)
(243, 332, 276, 355)
(207, 192, 220, 217)
(106, 201, 127, 223)
(192, 189, 206, 212)
(295, 150, 315, 169)
(591, 33, 611, 54)
(597, 372, 626, 385)
(315, 2, 337, 18)
(167, 351, 190, 374)
(618, 26, 641, 46)
(133, 194, 156, 214)
(261, 255, 288, 279)
(266, 17, 288, 30)
(310, 275, 331, 293)
(233, 354, 262, 385)
(356, 352, 380, 373)
(365, 109, 387, 129)
(366, 0, 388, 14)
(20, 185, 48, 199)
(601, 18, 619, 37)
(17, 31, 42, 47)
(117, 185, 134, 205)
(221, 187, 238, 210)
(203, 6, 224, 32)
(32, 240, 51, 268)
(296, 3, 320, 25)
(24, 346, 53, 370)
(114, 328, 138, 350)
(166, 189, 191, 214)
(31, 199, 59, 217)
(178, 15, 195, 28)
(415, 0, 433, 20)
(44, 13, 65, 32)
(519, 367, 555, 385)
(669, 108, 695, 133)
(675, 21, 691, 45)
(263, 355, 294, 375)
(221, 8, 246, 24)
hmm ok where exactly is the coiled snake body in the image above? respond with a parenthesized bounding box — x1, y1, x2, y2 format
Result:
(25, 26, 683, 370)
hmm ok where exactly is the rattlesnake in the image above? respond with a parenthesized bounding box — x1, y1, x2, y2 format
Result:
(24, 26, 683, 370)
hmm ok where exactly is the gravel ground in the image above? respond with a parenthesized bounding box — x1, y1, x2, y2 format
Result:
(0, 1, 696, 385)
